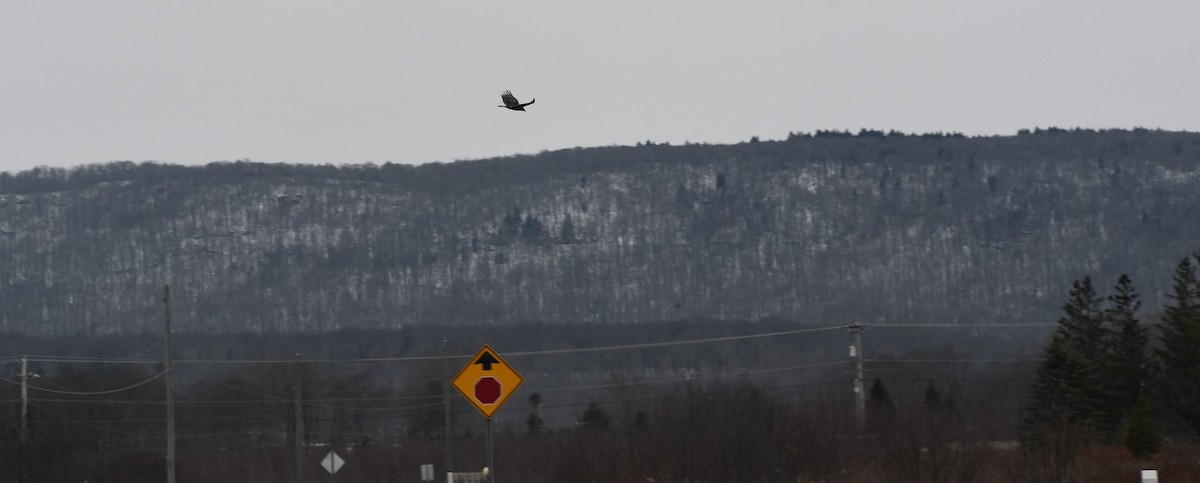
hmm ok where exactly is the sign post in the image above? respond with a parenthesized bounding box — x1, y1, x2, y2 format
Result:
(451, 345, 524, 483)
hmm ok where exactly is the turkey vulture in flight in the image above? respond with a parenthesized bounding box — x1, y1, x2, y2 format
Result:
(499, 90, 535, 111)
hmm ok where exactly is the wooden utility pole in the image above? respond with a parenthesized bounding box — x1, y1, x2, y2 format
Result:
(294, 356, 306, 483)
(19, 356, 29, 445)
(847, 323, 867, 431)
(18, 356, 31, 483)
(164, 284, 176, 483)
(442, 339, 453, 473)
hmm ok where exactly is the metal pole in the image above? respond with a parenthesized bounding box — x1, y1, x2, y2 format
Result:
(848, 323, 866, 431)
(442, 339, 453, 473)
(164, 284, 176, 483)
(486, 417, 494, 483)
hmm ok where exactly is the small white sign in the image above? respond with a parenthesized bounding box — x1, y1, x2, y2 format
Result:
(421, 463, 435, 481)
(322, 451, 345, 475)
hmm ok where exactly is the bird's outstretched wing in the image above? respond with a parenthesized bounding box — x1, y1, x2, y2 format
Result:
(500, 90, 520, 108)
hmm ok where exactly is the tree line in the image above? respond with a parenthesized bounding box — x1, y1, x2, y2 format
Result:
(3, 240, 1200, 482)
(3, 130, 1200, 335)
(1020, 250, 1200, 481)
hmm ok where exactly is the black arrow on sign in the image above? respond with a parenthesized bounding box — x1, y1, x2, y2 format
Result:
(474, 351, 500, 371)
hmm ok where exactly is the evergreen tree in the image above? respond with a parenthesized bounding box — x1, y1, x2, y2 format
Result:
(1025, 332, 1100, 436)
(1022, 331, 1099, 481)
(867, 377, 895, 432)
(578, 401, 611, 430)
(630, 410, 649, 433)
(526, 412, 545, 435)
(1153, 252, 1200, 437)
(1122, 392, 1162, 460)
(503, 208, 522, 236)
(521, 214, 546, 240)
(924, 381, 943, 410)
(1021, 277, 1117, 478)
(559, 215, 576, 244)
(526, 393, 544, 435)
(1059, 276, 1106, 359)
(497, 208, 522, 244)
(1053, 276, 1107, 427)
(1100, 274, 1148, 440)
(869, 377, 893, 411)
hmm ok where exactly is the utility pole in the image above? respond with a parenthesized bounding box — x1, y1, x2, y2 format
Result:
(19, 356, 28, 445)
(294, 356, 306, 483)
(164, 284, 176, 483)
(847, 323, 867, 431)
(18, 356, 31, 483)
(441, 339, 453, 474)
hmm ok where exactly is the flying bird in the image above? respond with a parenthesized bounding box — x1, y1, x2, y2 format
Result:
(499, 90, 535, 111)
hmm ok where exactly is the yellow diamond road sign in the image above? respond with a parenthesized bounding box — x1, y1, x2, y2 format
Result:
(452, 345, 524, 419)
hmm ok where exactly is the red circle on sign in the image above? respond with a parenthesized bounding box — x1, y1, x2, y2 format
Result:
(474, 377, 501, 404)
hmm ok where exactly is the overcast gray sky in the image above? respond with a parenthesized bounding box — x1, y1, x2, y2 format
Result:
(2, 1, 1198, 174)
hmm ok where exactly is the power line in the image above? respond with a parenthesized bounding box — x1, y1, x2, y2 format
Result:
(21, 378, 860, 430)
(10, 324, 851, 365)
(535, 360, 850, 394)
(874, 323, 1056, 328)
(25, 401, 145, 435)
(21, 370, 168, 396)
(10, 359, 850, 408)
(11, 322, 1060, 366)
(17, 375, 1032, 436)
(864, 358, 1041, 362)
(502, 325, 848, 358)
(0, 321, 1052, 443)
(865, 368, 1035, 374)
(2, 337, 166, 366)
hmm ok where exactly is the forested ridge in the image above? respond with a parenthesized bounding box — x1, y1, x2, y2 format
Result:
(2, 128, 1199, 335)
(3, 129, 1200, 482)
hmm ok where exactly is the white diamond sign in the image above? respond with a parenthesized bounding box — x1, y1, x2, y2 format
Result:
(322, 451, 345, 475)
